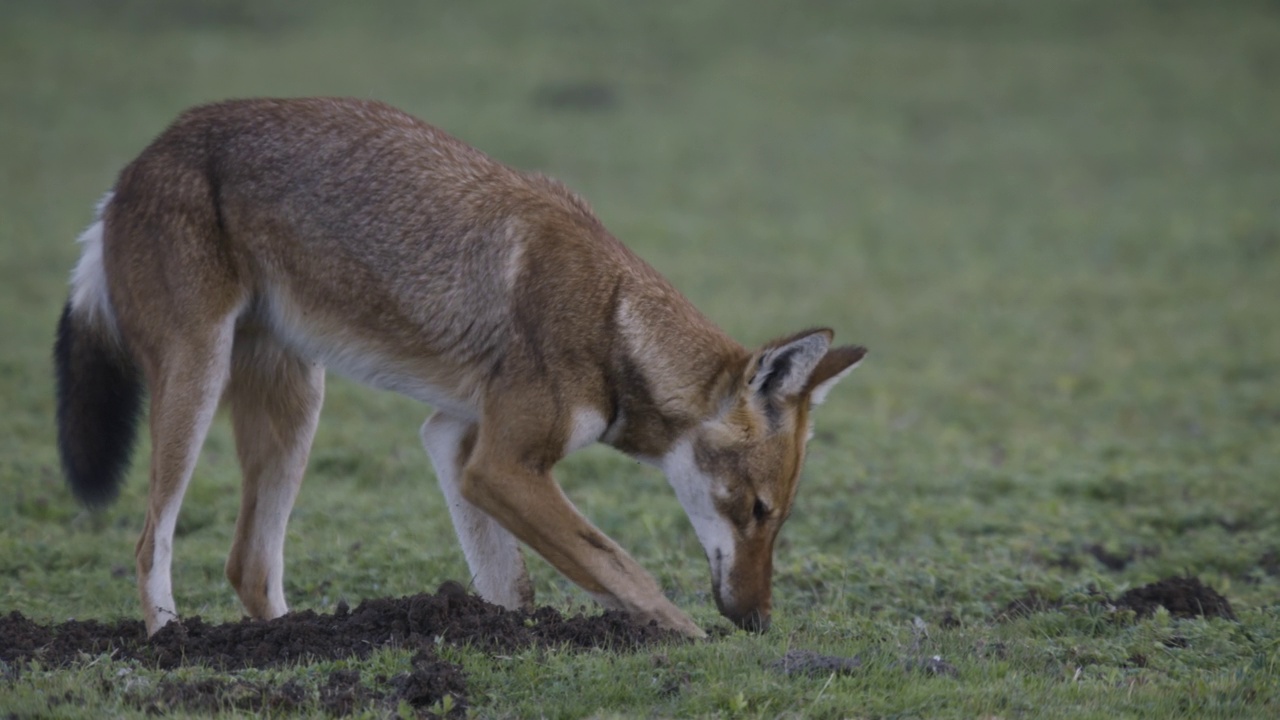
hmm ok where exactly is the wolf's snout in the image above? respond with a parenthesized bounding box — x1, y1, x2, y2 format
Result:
(731, 607, 771, 633)
(712, 573, 773, 633)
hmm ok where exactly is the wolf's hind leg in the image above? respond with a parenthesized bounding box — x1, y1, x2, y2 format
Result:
(136, 320, 236, 636)
(224, 331, 325, 621)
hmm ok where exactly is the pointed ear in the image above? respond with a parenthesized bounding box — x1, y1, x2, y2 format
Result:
(749, 328, 833, 400)
(805, 345, 867, 405)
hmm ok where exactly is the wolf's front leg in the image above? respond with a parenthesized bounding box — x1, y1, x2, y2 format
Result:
(458, 429, 706, 638)
(422, 412, 534, 610)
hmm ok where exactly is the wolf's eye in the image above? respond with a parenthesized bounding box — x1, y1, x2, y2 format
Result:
(752, 498, 770, 522)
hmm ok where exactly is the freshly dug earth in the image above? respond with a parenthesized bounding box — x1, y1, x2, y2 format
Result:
(1001, 575, 1236, 621)
(0, 581, 677, 670)
(0, 581, 679, 717)
(1115, 576, 1236, 620)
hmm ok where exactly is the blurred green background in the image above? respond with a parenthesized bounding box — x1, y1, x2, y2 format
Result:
(2, 1, 1279, 717)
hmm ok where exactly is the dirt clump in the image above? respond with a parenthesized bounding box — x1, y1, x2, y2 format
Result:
(0, 613, 148, 668)
(319, 668, 384, 716)
(390, 650, 468, 713)
(131, 677, 311, 716)
(1114, 576, 1236, 620)
(998, 576, 1236, 622)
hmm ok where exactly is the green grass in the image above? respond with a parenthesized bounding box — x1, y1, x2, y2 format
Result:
(3, 0, 1280, 716)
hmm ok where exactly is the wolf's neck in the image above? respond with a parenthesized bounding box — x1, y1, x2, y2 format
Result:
(603, 284, 748, 459)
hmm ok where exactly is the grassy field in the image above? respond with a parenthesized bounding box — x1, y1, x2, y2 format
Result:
(3, 0, 1280, 717)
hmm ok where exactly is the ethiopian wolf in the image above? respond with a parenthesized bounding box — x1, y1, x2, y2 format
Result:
(54, 98, 865, 638)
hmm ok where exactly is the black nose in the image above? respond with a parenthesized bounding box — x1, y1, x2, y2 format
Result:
(734, 609, 771, 633)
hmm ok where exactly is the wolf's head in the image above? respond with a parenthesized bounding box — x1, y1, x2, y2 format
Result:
(662, 329, 865, 631)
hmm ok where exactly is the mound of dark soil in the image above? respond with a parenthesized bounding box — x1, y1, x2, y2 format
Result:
(0, 581, 681, 717)
(999, 575, 1236, 622)
(0, 580, 677, 672)
(1115, 576, 1236, 620)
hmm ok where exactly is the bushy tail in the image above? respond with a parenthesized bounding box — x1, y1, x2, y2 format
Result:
(54, 224, 145, 508)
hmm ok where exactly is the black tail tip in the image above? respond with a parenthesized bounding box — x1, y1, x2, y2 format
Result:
(54, 301, 143, 509)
